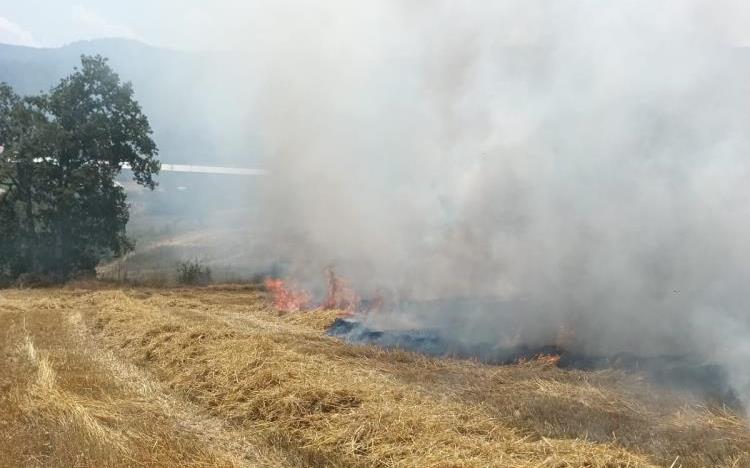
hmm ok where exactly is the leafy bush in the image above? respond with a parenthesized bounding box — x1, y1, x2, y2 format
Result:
(176, 260, 212, 285)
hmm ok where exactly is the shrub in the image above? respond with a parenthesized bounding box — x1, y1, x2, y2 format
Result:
(176, 260, 212, 285)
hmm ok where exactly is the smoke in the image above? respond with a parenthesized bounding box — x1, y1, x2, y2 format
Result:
(230, 1, 750, 408)
(49, 0, 746, 407)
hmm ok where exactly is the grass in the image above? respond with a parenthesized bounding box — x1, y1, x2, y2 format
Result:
(0, 285, 748, 467)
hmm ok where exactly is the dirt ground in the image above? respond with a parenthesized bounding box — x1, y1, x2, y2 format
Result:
(1, 284, 749, 467)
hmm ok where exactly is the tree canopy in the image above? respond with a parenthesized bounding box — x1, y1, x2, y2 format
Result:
(0, 55, 159, 283)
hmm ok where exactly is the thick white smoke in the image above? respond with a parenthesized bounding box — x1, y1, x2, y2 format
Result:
(236, 1, 750, 407)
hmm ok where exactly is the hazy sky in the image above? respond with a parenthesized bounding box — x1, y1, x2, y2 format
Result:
(4, 1, 750, 51)
(0, 0, 263, 50)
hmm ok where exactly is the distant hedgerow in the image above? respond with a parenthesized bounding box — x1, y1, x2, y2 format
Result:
(176, 260, 212, 285)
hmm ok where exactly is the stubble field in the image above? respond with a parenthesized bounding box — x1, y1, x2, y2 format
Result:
(1, 284, 749, 467)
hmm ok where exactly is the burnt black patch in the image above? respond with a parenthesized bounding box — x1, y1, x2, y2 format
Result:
(328, 318, 740, 407)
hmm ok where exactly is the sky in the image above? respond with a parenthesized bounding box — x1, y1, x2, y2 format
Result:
(0, 0, 263, 50)
(4, 1, 750, 51)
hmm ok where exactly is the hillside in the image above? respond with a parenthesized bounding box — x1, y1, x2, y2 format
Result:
(1, 285, 748, 467)
(0, 39, 260, 167)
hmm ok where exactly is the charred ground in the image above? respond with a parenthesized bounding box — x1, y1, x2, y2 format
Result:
(329, 316, 740, 407)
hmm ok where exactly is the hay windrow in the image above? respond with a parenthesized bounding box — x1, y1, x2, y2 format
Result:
(2, 286, 749, 467)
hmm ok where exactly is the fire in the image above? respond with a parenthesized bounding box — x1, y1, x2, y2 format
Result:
(534, 353, 561, 367)
(322, 266, 360, 314)
(516, 353, 561, 368)
(266, 267, 379, 315)
(264, 278, 311, 312)
(361, 289, 384, 314)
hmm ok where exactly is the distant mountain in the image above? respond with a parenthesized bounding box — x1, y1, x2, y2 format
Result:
(0, 39, 177, 94)
(0, 39, 260, 166)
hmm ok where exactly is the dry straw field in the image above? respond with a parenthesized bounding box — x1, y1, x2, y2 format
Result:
(1, 284, 749, 467)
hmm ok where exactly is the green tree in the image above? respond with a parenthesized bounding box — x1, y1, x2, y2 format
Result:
(0, 55, 159, 282)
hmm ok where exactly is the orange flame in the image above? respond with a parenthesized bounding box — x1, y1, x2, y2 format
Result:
(534, 353, 561, 367)
(322, 266, 360, 314)
(362, 289, 385, 315)
(516, 353, 561, 368)
(265, 268, 377, 315)
(264, 278, 311, 312)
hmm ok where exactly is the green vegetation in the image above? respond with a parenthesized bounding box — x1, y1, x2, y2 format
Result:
(0, 55, 159, 284)
(176, 259, 212, 285)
